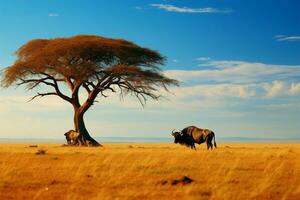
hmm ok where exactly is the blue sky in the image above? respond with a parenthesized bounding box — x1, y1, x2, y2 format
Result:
(0, 0, 299, 139)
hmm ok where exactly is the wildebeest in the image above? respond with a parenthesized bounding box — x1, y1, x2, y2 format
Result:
(64, 130, 80, 145)
(171, 126, 217, 150)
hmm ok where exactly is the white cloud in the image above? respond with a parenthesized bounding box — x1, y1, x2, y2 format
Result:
(164, 60, 300, 100)
(262, 81, 300, 97)
(151, 4, 232, 13)
(165, 60, 300, 84)
(289, 82, 300, 95)
(275, 35, 300, 42)
(166, 84, 256, 99)
(48, 13, 59, 17)
(196, 57, 211, 61)
(263, 80, 285, 97)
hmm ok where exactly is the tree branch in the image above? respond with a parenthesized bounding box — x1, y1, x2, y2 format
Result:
(117, 80, 160, 106)
(28, 92, 57, 102)
(17, 73, 73, 104)
(65, 77, 74, 90)
(17, 77, 56, 90)
(82, 82, 91, 94)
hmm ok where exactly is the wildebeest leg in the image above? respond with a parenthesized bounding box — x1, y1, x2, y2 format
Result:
(208, 137, 212, 150)
(206, 135, 212, 150)
(76, 138, 81, 146)
(72, 139, 78, 145)
(210, 138, 213, 150)
(207, 142, 210, 150)
(206, 139, 210, 150)
(192, 144, 197, 151)
(212, 131, 217, 148)
(78, 135, 85, 146)
(65, 137, 70, 144)
(210, 135, 214, 150)
(64, 132, 71, 145)
(77, 138, 82, 146)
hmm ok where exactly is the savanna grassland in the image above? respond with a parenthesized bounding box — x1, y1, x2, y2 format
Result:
(0, 143, 300, 200)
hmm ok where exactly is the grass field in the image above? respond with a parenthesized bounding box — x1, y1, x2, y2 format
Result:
(0, 143, 300, 200)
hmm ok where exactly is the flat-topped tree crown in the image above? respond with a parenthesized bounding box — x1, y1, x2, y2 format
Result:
(1, 35, 178, 146)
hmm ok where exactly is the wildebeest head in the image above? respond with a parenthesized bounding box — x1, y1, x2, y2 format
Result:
(171, 129, 197, 150)
(64, 130, 80, 145)
(64, 131, 70, 139)
(171, 130, 182, 144)
(64, 130, 72, 144)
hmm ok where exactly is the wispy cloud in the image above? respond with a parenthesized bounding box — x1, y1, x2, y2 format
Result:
(165, 60, 300, 84)
(275, 35, 300, 41)
(48, 13, 59, 17)
(289, 82, 300, 95)
(196, 57, 211, 61)
(151, 4, 232, 14)
(135, 6, 143, 10)
(167, 84, 257, 99)
(164, 60, 300, 102)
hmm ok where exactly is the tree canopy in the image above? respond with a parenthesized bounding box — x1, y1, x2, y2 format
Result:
(1, 35, 178, 146)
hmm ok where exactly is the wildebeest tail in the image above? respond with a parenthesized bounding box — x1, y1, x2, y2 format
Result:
(212, 131, 217, 148)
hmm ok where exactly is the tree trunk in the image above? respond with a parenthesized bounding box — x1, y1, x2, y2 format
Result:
(73, 108, 102, 147)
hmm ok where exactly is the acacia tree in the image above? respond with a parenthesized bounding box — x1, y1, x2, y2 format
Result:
(1, 35, 178, 146)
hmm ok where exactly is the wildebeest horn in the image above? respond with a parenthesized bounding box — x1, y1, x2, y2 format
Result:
(171, 129, 175, 136)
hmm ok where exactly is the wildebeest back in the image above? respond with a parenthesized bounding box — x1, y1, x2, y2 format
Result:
(181, 126, 205, 144)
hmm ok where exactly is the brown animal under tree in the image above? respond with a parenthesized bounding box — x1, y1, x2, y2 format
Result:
(1, 35, 178, 146)
(64, 130, 80, 145)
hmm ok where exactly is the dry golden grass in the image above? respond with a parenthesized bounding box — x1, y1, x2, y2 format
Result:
(0, 143, 300, 200)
